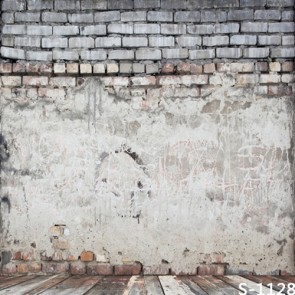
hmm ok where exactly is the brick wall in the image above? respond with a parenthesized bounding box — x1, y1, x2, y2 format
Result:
(0, 0, 295, 276)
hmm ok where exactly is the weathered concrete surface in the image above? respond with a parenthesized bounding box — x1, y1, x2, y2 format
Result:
(0, 77, 294, 274)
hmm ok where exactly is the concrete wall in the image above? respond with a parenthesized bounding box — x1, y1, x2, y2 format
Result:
(0, 0, 294, 276)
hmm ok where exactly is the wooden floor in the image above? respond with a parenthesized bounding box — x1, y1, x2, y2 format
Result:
(0, 274, 295, 294)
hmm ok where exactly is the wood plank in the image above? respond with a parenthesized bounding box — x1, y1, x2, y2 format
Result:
(279, 276, 295, 284)
(242, 275, 288, 294)
(41, 275, 102, 295)
(191, 276, 225, 295)
(129, 276, 146, 295)
(205, 276, 240, 295)
(159, 276, 195, 295)
(25, 274, 70, 295)
(0, 276, 24, 282)
(0, 275, 37, 290)
(178, 277, 208, 295)
(144, 276, 164, 295)
(215, 276, 258, 295)
(0, 276, 55, 295)
(86, 276, 131, 295)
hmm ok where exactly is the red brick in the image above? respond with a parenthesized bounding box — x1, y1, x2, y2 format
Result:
(42, 262, 69, 274)
(162, 63, 174, 74)
(177, 62, 190, 74)
(40, 63, 53, 73)
(87, 263, 113, 275)
(66, 254, 77, 262)
(190, 63, 203, 74)
(29, 262, 42, 273)
(216, 63, 230, 72)
(268, 85, 292, 96)
(197, 264, 225, 275)
(255, 62, 268, 72)
(114, 262, 142, 276)
(0, 63, 12, 73)
(23, 76, 48, 86)
(80, 251, 94, 262)
(281, 61, 294, 72)
(70, 261, 86, 275)
(18, 263, 29, 274)
(2, 263, 17, 275)
(22, 250, 34, 261)
(26, 63, 40, 73)
(13, 63, 26, 73)
(12, 251, 22, 260)
(203, 63, 215, 73)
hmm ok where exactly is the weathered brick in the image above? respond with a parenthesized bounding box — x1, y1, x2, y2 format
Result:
(53, 26, 79, 36)
(133, 63, 145, 73)
(244, 48, 269, 58)
(187, 0, 215, 9)
(187, 24, 214, 35)
(269, 22, 295, 33)
(50, 77, 76, 87)
(108, 0, 133, 9)
(94, 11, 120, 22)
(42, 37, 68, 48)
(271, 48, 295, 58)
(42, 12, 67, 23)
(109, 50, 134, 60)
(236, 74, 259, 84)
(42, 262, 69, 274)
(2, 0, 26, 10)
(2, 262, 17, 275)
(123, 37, 148, 47)
(15, 12, 40, 22)
(254, 10, 281, 20)
(282, 10, 294, 21)
(81, 25, 106, 35)
(27, 0, 53, 10)
(163, 49, 189, 59)
(230, 62, 254, 72)
(161, 0, 187, 9)
(240, 0, 266, 6)
(106, 63, 119, 74)
(215, 23, 239, 33)
(17, 263, 29, 274)
(149, 36, 174, 47)
(2, 13, 14, 24)
(81, 50, 107, 60)
(114, 263, 142, 276)
(241, 22, 268, 32)
(260, 74, 281, 83)
(255, 62, 268, 72)
(267, 0, 294, 6)
(69, 37, 94, 48)
(87, 263, 113, 275)
(143, 265, 170, 275)
(258, 35, 281, 45)
(198, 265, 225, 275)
(209, 75, 223, 85)
(54, 0, 80, 10)
(203, 63, 216, 74)
(2, 25, 26, 35)
(15, 37, 40, 47)
(136, 49, 161, 60)
(269, 62, 281, 72)
(176, 36, 201, 47)
(175, 11, 200, 22)
(68, 13, 94, 23)
(268, 85, 292, 96)
(1, 47, 26, 60)
(53, 50, 79, 60)
(203, 36, 229, 46)
(93, 63, 105, 74)
(1, 76, 22, 87)
(29, 262, 42, 273)
(96, 37, 121, 47)
(53, 63, 66, 74)
(230, 35, 257, 45)
(81, 0, 107, 10)
(119, 63, 132, 74)
(201, 10, 227, 22)
(23, 76, 48, 86)
(281, 61, 294, 72)
(146, 64, 159, 74)
(162, 63, 175, 74)
(162, 24, 186, 35)
(282, 74, 294, 83)
(189, 49, 215, 59)
(79, 251, 94, 262)
(0, 63, 12, 73)
(216, 48, 242, 58)
(134, 0, 160, 8)
(228, 10, 253, 20)
(181, 75, 209, 86)
(108, 24, 133, 34)
(101, 77, 129, 86)
(27, 25, 52, 35)
(121, 11, 146, 22)
(134, 24, 160, 34)
(2, 37, 14, 47)
(177, 62, 191, 74)
(67, 63, 79, 73)
(147, 11, 173, 22)
(282, 36, 295, 45)
(191, 64, 203, 74)
(215, 0, 239, 7)
(26, 63, 41, 73)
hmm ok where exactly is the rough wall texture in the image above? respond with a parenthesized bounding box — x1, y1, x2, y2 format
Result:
(0, 0, 294, 276)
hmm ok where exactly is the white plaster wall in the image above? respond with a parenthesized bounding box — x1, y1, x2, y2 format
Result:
(0, 77, 294, 274)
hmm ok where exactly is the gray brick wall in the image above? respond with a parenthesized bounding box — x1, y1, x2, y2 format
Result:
(0, 0, 294, 63)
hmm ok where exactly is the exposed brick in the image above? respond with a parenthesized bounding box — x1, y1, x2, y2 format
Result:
(0, 63, 12, 73)
(52, 238, 69, 250)
(54, 0, 80, 10)
(133, 63, 145, 73)
(94, 11, 120, 22)
(81, 25, 106, 35)
(67, 63, 79, 73)
(260, 74, 281, 84)
(2, 25, 26, 35)
(107, 63, 119, 74)
(254, 10, 281, 20)
(108, 0, 133, 9)
(29, 262, 42, 273)
(269, 22, 295, 33)
(162, 24, 187, 35)
(23, 76, 48, 86)
(134, 24, 160, 34)
(2, 263, 17, 275)
(27, 0, 53, 10)
(189, 49, 215, 59)
(27, 51, 53, 61)
(96, 37, 121, 48)
(214, 0, 239, 7)
(203, 36, 229, 46)
(175, 11, 200, 22)
(68, 13, 94, 23)
(123, 37, 148, 47)
(1, 76, 22, 87)
(136, 49, 161, 60)
(42, 12, 67, 23)
(42, 37, 68, 48)
(53, 26, 79, 36)
(146, 64, 159, 74)
(181, 75, 209, 86)
(209, 75, 223, 85)
(204, 63, 216, 73)
(148, 11, 173, 22)
(216, 63, 230, 72)
(109, 50, 134, 60)
(236, 74, 259, 84)
(267, 0, 294, 6)
(27, 25, 52, 36)
(81, 50, 107, 60)
(80, 251, 94, 262)
(162, 63, 175, 74)
(161, 0, 187, 9)
(258, 35, 281, 45)
(149, 36, 174, 47)
(271, 48, 295, 58)
(26, 63, 41, 73)
(282, 62, 294, 72)
(2, 37, 14, 47)
(42, 262, 69, 274)
(121, 11, 146, 22)
(282, 10, 294, 21)
(187, 24, 214, 35)
(102, 77, 129, 86)
(114, 262, 142, 276)
(143, 265, 170, 275)
(177, 62, 191, 74)
(2, 0, 26, 11)
(53, 50, 79, 61)
(240, 0, 266, 6)
(69, 37, 94, 48)
(216, 48, 242, 58)
(187, 0, 215, 9)
(176, 36, 201, 47)
(120, 63, 132, 74)
(49, 77, 76, 87)
(131, 76, 156, 86)
(268, 85, 292, 96)
(215, 23, 239, 33)
(201, 10, 227, 22)
(39, 88, 66, 99)
(230, 35, 257, 45)
(282, 74, 294, 83)
(162, 49, 189, 59)
(2, 13, 14, 24)
(18, 263, 29, 274)
(230, 62, 255, 72)
(15, 12, 40, 22)
(244, 48, 269, 58)
(282, 36, 295, 45)
(87, 263, 113, 275)
(134, 0, 160, 8)
(255, 62, 268, 72)
(241, 22, 268, 32)
(228, 10, 253, 20)
(191, 64, 203, 74)
(15, 37, 40, 48)
(108, 24, 133, 34)
(198, 264, 225, 275)
(81, 0, 107, 10)
(269, 62, 281, 72)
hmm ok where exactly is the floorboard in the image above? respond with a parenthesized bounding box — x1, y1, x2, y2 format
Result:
(159, 276, 195, 295)
(0, 275, 37, 291)
(144, 276, 164, 295)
